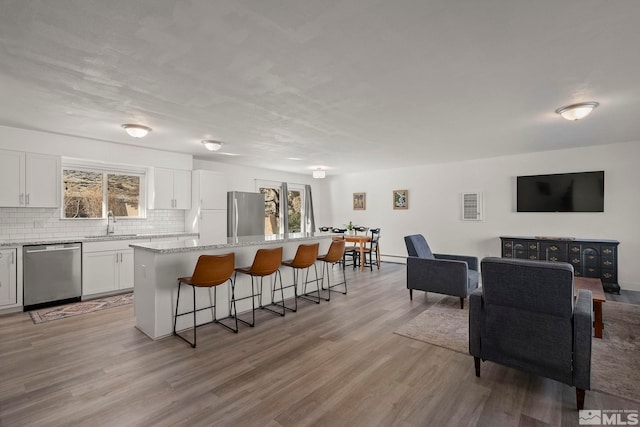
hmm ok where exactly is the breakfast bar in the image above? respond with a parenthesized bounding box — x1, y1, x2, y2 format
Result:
(130, 233, 334, 340)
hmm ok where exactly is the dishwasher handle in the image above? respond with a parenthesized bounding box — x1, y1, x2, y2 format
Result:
(25, 246, 81, 254)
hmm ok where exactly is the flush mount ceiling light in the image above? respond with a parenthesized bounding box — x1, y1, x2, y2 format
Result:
(202, 140, 224, 151)
(312, 169, 326, 179)
(555, 102, 599, 121)
(122, 124, 152, 138)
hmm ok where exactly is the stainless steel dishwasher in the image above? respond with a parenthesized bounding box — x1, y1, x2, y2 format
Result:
(23, 243, 82, 310)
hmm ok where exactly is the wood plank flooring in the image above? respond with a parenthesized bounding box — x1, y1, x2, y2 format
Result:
(1, 263, 638, 426)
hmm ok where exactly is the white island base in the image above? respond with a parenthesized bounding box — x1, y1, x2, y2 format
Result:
(131, 233, 334, 340)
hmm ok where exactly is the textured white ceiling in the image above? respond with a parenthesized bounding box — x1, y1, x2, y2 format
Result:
(0, 0, 639, 175)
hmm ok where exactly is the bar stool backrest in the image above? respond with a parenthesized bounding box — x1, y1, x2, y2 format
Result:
(249, 247, 283, 276)
(189, 253, 235, 286)
(323, 239, 346, 263)
(290, 243, 320, 268)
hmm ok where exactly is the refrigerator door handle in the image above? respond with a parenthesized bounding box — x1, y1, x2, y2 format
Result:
(234, 198, 239, 237)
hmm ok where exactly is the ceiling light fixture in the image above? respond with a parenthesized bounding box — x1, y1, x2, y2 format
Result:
(312, 169, 326, 179)
(122, 124, 152, 138)
(555, 102, 599, 121)
(202, 140, 224, 151)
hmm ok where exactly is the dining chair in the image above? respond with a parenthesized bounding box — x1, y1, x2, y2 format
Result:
(362, 228, 381, 271)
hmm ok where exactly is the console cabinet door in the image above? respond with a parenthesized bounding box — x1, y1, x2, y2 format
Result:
(0, 249, 17, 306)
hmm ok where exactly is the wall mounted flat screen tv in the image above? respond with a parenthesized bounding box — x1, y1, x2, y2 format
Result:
(517, 171, 604, 212)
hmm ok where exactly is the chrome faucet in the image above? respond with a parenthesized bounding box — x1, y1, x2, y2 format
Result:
(107, 210, 116, 235)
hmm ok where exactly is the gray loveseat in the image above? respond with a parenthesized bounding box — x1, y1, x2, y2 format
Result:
(469, 257, 592, 410)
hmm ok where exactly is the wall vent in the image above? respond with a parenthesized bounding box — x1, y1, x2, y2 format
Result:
(462, 192, 483, 221)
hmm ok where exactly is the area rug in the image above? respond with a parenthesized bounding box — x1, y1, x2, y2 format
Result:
(395, 297, 640, 403)
(29, 292, 134, 324)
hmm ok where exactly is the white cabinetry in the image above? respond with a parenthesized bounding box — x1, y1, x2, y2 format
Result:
(0, 249, 17, 306)
(150, 168, 191, 210)
(186, 170, 228, 241)
(194, 170, 226, 210)
(82, 240, 142, 297)
(0, 150, 60, 208)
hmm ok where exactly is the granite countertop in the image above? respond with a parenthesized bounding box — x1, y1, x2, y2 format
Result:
(0, 232, 199, 247)
(130, 232, 340, 254)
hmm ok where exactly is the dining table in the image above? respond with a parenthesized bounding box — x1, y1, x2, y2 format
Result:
(344, 234, 379, 272)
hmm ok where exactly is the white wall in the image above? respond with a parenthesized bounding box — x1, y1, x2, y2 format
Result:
(0, 125, 192, 170)
(327, 141, 640, 291)
(192, 158, 332, 225)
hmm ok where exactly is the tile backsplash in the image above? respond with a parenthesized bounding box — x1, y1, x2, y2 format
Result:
(0, 208, 185, 241)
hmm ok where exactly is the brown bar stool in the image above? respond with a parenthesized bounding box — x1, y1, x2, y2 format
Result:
(279, 243, 320, 312)
(317, 239, 347, 301)
(173, 252, 237, 348)
(234, 247, 284, 326)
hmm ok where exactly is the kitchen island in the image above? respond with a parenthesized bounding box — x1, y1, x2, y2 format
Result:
(130, 233, 335, 340)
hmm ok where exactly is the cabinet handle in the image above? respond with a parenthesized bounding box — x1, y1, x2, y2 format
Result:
(572, 258, 580, 263)
(549, 256, 558, 262)
(505, 243, 512, 248)
(529, 255, 536, 260)
(603, 273, 612, 279)
(603, 260, 612, 266)
(603, 249, 612, 255)
(550, 245, 558, 251)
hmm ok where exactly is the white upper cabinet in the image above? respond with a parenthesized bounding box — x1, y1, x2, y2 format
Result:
(149, 168, 191, 210)
(0, 150, 60, 208)
(193, 170, 226, 210)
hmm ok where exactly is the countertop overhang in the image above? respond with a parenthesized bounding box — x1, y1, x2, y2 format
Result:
(0, 232, 199, 247)
(130, 232, 340, 254)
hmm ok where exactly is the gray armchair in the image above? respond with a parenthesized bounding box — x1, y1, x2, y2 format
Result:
(404, 234, 479, 308)
(469, 257, 592, 410)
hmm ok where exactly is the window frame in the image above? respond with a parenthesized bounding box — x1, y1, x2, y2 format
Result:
(255, 180, 307, 234)
(61, 159, 148, 220)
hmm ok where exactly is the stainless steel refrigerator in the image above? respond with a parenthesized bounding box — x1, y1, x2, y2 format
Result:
(227, 191, 265, 238)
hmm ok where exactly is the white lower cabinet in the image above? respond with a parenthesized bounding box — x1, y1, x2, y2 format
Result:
(0, 249, 17, 306)
(82, 240, 142, 297)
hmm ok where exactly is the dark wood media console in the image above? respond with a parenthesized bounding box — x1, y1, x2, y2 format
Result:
(500, 236, 620, 294)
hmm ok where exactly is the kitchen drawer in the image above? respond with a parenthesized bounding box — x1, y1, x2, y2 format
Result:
(83, 239, 149, 253)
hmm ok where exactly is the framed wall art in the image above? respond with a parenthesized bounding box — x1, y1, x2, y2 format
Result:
(353, 192, 366, 210)
(393, 189, 408, 210)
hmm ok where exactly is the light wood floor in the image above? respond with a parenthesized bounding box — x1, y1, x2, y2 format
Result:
(1, 263, 637, 427)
